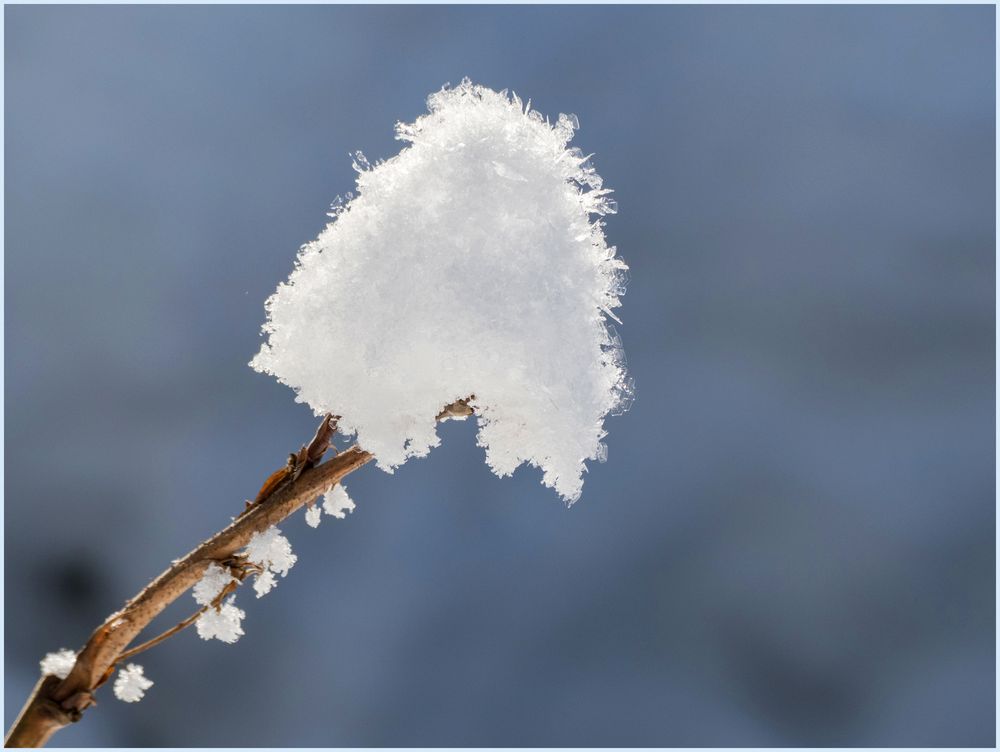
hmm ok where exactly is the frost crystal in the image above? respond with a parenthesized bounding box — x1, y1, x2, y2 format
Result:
(113, 663, 153, 703)
(40, 649, 76, 679)
(251, 79, 630, 502)
(245, 526, 297, 577)
(196, 597, 246, 643)
(253, 570, 277, 598)
(192, 562, 235, 606)
(322, 485, 355, 519)
(304, 503, 322, 528)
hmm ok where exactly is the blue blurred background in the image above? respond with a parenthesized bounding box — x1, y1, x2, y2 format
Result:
(4, 5, 995, 747)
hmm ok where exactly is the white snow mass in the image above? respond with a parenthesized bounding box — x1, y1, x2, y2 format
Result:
(192, 562, 235, 606)
(304, 503, 323, 528)
(113, 663, 153, 703)
(245, 526, 297, 577)
(39, 649, 76, 679)
(322, 485, 355, 519)
(196, 597, 246, 643)
(251, 79, 631, 502)
(252, 569, 277, 598)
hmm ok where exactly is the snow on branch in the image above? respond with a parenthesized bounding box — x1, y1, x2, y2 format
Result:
(6, 81, 631, 750)
(251, 79, 632, 502)
(39, 650, 76, 681)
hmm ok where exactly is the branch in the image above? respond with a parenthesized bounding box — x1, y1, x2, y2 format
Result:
(115, 579, 241, 664)
(5, 441, 372, 748)
(6, 399, 475, 748)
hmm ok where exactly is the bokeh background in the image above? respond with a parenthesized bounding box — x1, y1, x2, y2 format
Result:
(4, 5, 995, 747)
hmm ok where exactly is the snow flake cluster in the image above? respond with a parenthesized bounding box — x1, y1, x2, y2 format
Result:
(304, 503, 322, 528)
(305, 484, 355, 527)
(113, 663, 153, 703)
(194, 563, 246, 643)
(251, 79, 631, 503)
(196, 597, 246, 643)
(245, 526, 297, 597)
(192, 562, 235, 606)
(39, 649, 76, 679)
(252, 570, 276, 598)
(323, 485, 356, 519)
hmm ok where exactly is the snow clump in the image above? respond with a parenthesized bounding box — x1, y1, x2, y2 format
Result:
(304, 503, 322, 528)
(113, 663, 153, 703)
(192, 562, 236, 606)
(195, 597, 246, 643)
(322, 485, 355, 520)
(40, 649, 76, 679)
(304, 484, 354, 527)
(244, 526, 297, 597)
(251, 79, 632, 502)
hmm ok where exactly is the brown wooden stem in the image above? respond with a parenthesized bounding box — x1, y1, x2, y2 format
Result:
(115, 580, 240, 664)
(4, 444, 373, 748)
(5, 398, 474, 748)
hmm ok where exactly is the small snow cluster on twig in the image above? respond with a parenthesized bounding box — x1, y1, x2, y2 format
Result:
(251, 79, 631, 503)
(191, 526, 298, 648)
(113, 663, 153, 703)
(39, 649, 76, 679)
(245, 526, 297, 597)
(304, 504, 322, 528)
(305, 484, 355, 528)
(323, 485, 355, 519)
(193, 562, 246, 643)
(192, 561, 235, 606)
(196, 598, 245, 643)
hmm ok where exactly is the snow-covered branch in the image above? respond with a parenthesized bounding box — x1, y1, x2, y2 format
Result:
(4, 432, 373, 748)
(6, 79, 629, 747)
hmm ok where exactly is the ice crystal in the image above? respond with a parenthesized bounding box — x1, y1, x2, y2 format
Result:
(39, 649, 76, 679)
(253, 570, 277, 598)
(245, 526, 297, 577)
(196, 597, 245, 644)
(304, 503, 322, 528)
(113, 663, 153, 703)
(251, 79, 630, 502)
(322, 485, 355, 519)
(192, 562, 235, 606)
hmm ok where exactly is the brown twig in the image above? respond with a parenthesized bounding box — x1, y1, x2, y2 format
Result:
(5, 401, 472, 748)
(5, 441, 371, 746)
(435, 395, 474, 421)
(115, 579, 240, 664)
